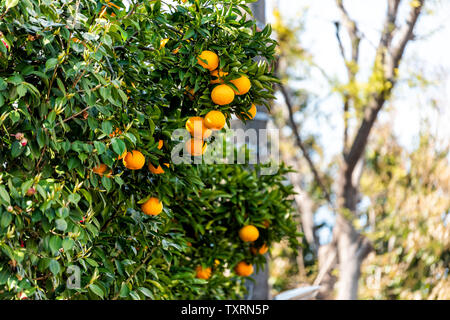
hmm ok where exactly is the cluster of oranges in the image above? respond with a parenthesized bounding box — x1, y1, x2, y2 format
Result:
(194, 225, 269, 280)
(185, 50, 257, 157)
(92, 135, 167, 217)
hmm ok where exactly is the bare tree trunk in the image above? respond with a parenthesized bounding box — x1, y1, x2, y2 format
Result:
(320, 0, 424, 300)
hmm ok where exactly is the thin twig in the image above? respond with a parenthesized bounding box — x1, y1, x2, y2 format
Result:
(278, 83, 334, 207)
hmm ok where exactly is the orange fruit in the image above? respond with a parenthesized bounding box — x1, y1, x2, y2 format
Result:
(160, 38, 169, 49)
(149, 162, 169, 174)
(239, 225, 259, 242)
(149, 163, 165, 174)
(210, 69, 228, 84)
(235, 261, 254, 277)
(186, 138, 207, 156)
(195, 266, 212, 280)
(197, 50, 219, 71)
(122, 150, 145, 170)
(204, 110, 226, 130)
(185, 117, 211, 139)
(230, 75, 251, 95)
(172, 46, 181, 54)
(185, 87, 195, 100)
(141, 197, 163, 216)
(211, 84, 235, 105)
(92, 164, 108, 175)
(105, 170, 113, 178)
(157, 140, 164, 150)
(117, 150, 127, 160)
(106, 1, 121, 10)
(241, 104, 257, 120)
(251, 243, 269, 255)
(71, 37, 83, 44)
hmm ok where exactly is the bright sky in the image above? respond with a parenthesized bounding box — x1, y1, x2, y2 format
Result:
(265, 0, 450, 243)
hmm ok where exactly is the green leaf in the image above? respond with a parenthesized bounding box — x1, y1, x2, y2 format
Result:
(47, 110, 57, 124)
(0, 211, 12, 228)
(45, 58, 58, 71)
(111, 138, 126, 156)
(67, 158, 80, 170)
(49, 236, 62, 254)
(62, 238, 74, 251)
(94, 141, 106, 155)
(89, 284, 104, 299)
(129, 290, 141, 300)
(0, 185, 10, 204)
(11, 141, 24, 158)
(5, 0, 20, 10)
(49, 259, 60, 275)
(119, 283, 130, 298)
(17, 84, 27, 98)
(138, 287, 154, 299)
(183, 28, 196, 40)
(0, 78, 7, 90)
(101, 175, 112, 192)
(101, 121, 113, 135)
(55, 219, 67, 231)
(36, 128, 46, 149)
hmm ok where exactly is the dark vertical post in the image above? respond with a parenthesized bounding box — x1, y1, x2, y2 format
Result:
(233, 0, 271, 300)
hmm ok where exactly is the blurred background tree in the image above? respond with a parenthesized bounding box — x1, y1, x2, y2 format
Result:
(261, 0, 449, 299)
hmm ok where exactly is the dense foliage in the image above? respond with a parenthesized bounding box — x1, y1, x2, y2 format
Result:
(360, 129, 449, 300)
(0, 0, 299, 299)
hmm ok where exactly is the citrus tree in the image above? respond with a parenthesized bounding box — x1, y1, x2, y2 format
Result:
(0, 0, 299, 300)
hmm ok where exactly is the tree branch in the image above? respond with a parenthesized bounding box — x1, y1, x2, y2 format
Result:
(344, 0, 425, 175)
(389, 0, 424, 76)
(334, 0, 361, 154)
(278, 83, 334, 207)
(335, 0, 361, 69)
(377, 0, 401, 57)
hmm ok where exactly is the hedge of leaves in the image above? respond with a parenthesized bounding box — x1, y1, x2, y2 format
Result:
(0, 0, 299, 299)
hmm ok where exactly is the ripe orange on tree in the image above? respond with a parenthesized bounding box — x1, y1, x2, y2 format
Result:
(92, 163, 108, 175)
(117, 150, 127, 160)
(141, 197, 163, 216)
(186, 138, 207, 156)
(239, 225, 259, 242)
(210, 69, 228, 84)
(149, 163, 169, 174)
(211, 84, 235, 105)
(197, 50, 219, 71)
(230, 75, 251, 95)
(251, 243, 269, 255)
(186, 116, 211, 139)
(204, 110, 226, 130)
(123, 150, 145, 170)
(160, 38, 169, 49)
(235, 261, 254, 277)
(240, 104, 257, 120)
(185, 87, 196, 100)
(195, 266, 212, 280)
